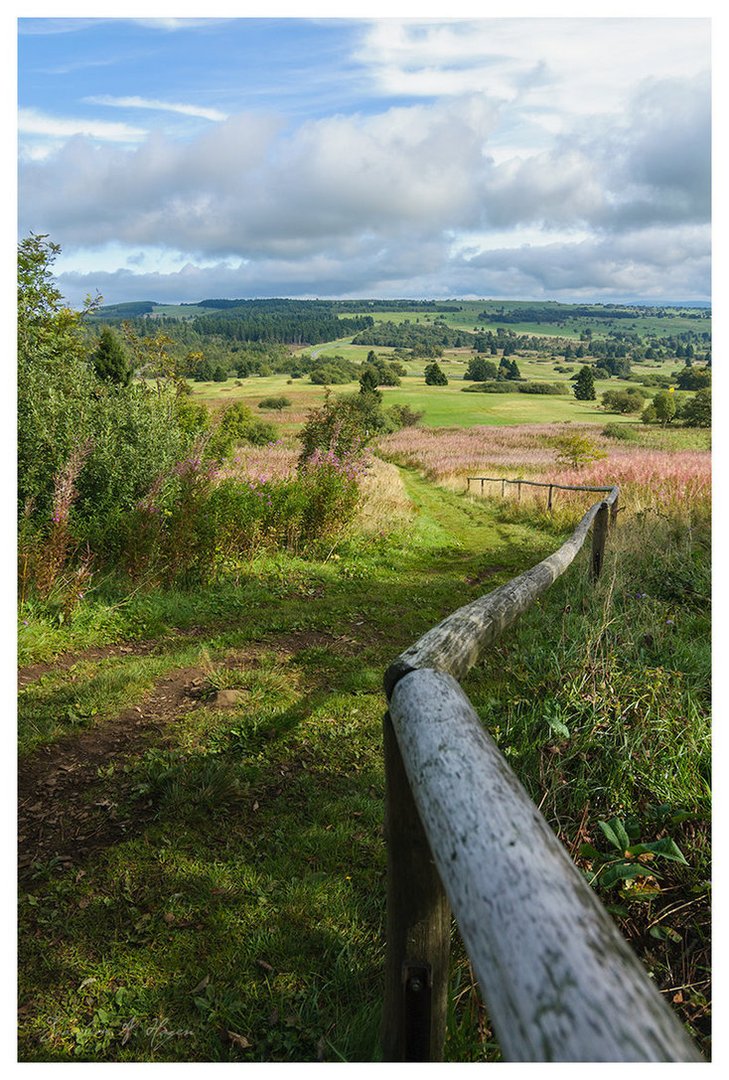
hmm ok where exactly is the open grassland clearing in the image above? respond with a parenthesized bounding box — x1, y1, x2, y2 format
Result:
(191, 367, 648, 431)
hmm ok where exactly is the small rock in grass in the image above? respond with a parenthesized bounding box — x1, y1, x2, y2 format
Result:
(212, 689, 247, 708)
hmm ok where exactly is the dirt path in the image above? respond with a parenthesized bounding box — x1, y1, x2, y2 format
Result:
(18, 629, 337, 876)
(18, 665, 204, 874)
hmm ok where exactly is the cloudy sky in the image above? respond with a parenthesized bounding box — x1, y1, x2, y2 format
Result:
(17, 13, 711, 306)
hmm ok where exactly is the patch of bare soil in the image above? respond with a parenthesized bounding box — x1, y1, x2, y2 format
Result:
(17, 626, 340, 691)
(17, 629, 348, 877)
(18, 639, 168, 690)
(18, 666, 204, 876)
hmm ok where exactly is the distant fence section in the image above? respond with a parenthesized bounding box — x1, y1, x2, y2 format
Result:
(380, 480, 702, 1063)
(466, 474, 620, 518)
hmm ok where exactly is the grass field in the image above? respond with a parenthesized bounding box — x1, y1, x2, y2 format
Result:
(18, 441, 711, 1061)
(191, 358, 694, 431)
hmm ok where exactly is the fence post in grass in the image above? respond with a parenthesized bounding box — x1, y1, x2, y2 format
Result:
(610, 491, 619, 527)
(501, 479, 506, 498)
(547, 484, 554, 512)
(381, 711, 451, 1062)
(480, 478, 485, 496)
(517, 481, 522, 502)
(591, 501, 609, 581)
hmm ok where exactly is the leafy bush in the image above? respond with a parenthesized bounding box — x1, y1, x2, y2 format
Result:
(516, 382, 569, 395)
(601, 423, 638, 442)
(601, 387, 647, 414)
(388, 403, 424, 428)
(462, 381, 513, 394)
(258, 395, 291, 410)
(463, 381, 568, 395)
(552, 434, 607, 469)
(298, 390, 392, 464)
(18, 236, 188, 536)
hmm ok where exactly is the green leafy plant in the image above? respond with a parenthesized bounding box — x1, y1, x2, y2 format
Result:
(580, 817, 688, 890)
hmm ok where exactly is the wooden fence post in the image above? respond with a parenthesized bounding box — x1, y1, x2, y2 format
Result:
(547, 485, 553, 512)
(591, 502, 609, 580)
(610, 492, 619, 527)
(381, 712, 451, 1061)
(517, 481, 522, 502)
(480, 478, 485, 496)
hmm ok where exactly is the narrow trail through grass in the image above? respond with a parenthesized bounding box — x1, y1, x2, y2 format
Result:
(18, 472, 710, 1061)
(19, 473, 562, 1063)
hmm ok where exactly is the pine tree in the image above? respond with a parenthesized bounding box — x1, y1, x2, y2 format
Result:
(91, 326, 131, 385)
(424, 362, 448, 386)
(573, 365, 596, 400)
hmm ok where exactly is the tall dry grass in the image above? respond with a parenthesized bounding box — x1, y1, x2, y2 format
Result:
(356, 456, 415, 534)
(379, 423, 710, 521)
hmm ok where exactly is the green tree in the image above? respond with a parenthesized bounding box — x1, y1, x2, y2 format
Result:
(91, 326, 132, 386)
(464, 357, 498, 381)
(573, 365, 596, 401)
(653, 390, 677, 426)
(682, 387, 711, 428)
(359, 366, 383, 397)
(554, 434, 606, 469)
(424, 362, 448, 386)
(675, 366, 710, 391)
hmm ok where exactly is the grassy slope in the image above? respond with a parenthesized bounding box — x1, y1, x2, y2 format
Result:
(18, 472, 710, 1061)
(18, 475, 559, 1063)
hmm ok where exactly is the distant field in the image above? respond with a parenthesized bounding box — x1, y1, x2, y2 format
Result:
(191, 345, 695, 429)
(130, 298, 710, 342)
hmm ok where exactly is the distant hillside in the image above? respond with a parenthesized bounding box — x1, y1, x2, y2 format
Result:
(93, 301, 157, 319)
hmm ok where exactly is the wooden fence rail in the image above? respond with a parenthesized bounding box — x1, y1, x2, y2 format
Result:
(467, 474, 620, 525)
(380, 482, 701, 1063)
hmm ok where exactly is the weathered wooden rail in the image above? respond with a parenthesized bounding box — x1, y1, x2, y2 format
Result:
(467, 474, 620, 518)
(380, 482, 702, 1062)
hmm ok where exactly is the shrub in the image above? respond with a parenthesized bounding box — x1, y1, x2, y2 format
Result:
(463, 381, 567, 395)
(601, 423, 638, 442)
(462, 381, 512, 393)
(388, 403, 425, 428)
(516, 382, 569, 395)
(424, 362, 448, 386)
(552, 434, 607, 469)
(258, 395, 291, 411)
(601, 388, 647, 414)
(210, 402, 276, 458)
(18, 236, 189, 538)
(298, 390, 391, 464)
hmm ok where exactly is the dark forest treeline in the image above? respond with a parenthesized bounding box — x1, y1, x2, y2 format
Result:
(477, 302, 711, 323)
(190, 311, 374, 345)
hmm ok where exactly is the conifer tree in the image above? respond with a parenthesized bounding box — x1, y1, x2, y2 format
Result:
(573, 364, 596, 400)
(91, 326, 132, 386)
